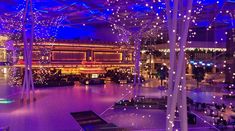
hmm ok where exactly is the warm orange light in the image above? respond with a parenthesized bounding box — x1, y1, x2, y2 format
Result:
(89, 56, 92, 60)
(94, 52, 122, 61)
(51, 51, 86, 61)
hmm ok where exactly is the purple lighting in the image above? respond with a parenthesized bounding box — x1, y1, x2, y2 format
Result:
(0, 0, 235, 131)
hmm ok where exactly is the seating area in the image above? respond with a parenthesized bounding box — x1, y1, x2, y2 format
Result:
(114, 96, 167, 110)
(188, 101, 235, 129)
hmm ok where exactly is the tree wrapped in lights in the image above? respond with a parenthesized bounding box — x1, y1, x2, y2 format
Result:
(33, 13, 64, 86)
(165, 0, 193, 130)
(0, 0, 64, 101)
(0, 4, 25, 87)
(20, 0, 36, 102)
(190, 1, 235, 119)
(106, 0, 166, 88)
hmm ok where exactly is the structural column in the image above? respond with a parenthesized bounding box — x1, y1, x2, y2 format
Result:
(165, 0, 193, 130)
(133, 35, 142, 95)
(165, 0, 178, 120)
(21, 0, 36, 102)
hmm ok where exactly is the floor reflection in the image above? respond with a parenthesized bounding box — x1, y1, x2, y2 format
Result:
(0, 79, 227, 131)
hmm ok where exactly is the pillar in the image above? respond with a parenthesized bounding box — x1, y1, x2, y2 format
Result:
(21, 0, 36, 102)
(133, 36, 141, 87)
(165, 0, 193, 131)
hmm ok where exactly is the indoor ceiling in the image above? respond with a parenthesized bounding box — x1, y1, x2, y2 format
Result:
(0, 0, 234, 41)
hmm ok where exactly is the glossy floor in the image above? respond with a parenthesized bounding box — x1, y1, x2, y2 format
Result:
(0, 79, 229, 131)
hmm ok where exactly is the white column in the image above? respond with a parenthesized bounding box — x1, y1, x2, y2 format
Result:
(29, 0, 35, 100)
(132, 35, 142, 97)
(21, 0, 36, 102)
(180, 60, 188, 130)
(166, 0, 193, 130)
(165, 0, 178, 117)
(165, 0, 178, 129)
(133, 36, 141, 87)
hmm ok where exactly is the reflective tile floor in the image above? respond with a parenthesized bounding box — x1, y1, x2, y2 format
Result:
(0, 78, 231, 131)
